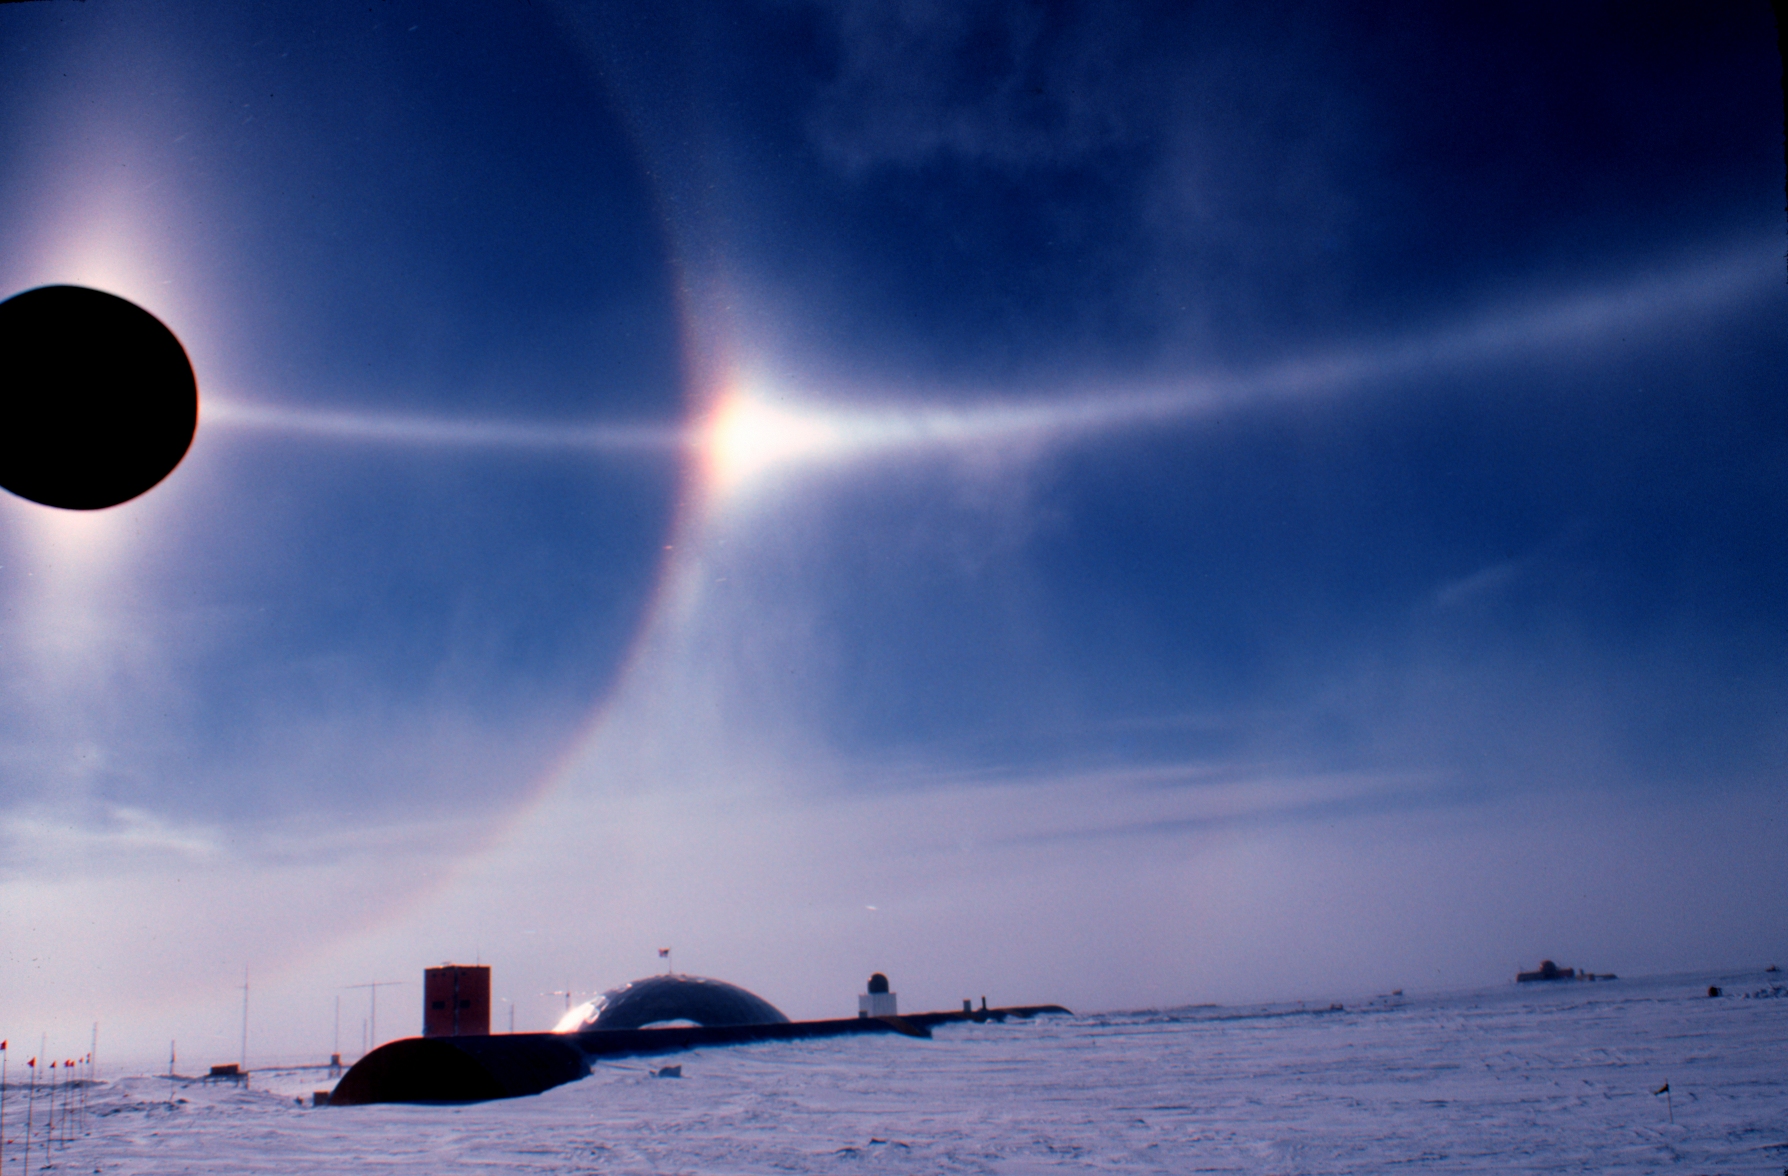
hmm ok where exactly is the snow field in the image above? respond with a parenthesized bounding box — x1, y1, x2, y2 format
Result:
(16, 969, 1784, 1174)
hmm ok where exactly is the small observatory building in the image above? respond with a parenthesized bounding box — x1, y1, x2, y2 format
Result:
(858, 972, 897, 1018)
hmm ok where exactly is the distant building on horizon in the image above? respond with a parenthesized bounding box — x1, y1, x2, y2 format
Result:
(424, 964, 491, 1037)
(859, 972, 897, 1018)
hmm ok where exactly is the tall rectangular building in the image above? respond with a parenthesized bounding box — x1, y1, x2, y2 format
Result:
(423, 964, 491, 1037)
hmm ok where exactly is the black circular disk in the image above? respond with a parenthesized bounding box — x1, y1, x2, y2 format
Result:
(0, 285, 198, 510)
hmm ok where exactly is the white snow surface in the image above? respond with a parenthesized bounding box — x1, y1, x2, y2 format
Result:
(18, 969, 1787, 1173)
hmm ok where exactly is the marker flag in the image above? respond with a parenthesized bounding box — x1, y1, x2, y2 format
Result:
(1654, 1082, 1670, 1095)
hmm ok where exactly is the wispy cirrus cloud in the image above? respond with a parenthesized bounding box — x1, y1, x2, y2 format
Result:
(201, 398, 684, 454)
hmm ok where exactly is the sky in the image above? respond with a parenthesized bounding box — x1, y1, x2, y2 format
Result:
(0, 0, 1783, 1070)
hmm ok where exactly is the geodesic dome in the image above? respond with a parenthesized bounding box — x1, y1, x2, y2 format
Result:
(557, 974, 789, 1033)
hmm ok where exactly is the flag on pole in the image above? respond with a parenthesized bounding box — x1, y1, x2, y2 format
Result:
(1653, 1082, 1669, 1095)
(658, 949, 670, 958)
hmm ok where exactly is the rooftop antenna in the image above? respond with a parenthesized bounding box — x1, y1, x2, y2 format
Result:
(343, 981, 405, 1053)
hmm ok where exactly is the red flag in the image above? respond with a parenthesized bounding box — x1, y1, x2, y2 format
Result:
(27, 1057, 35, 1067)
(1, 1039, 7, 1049)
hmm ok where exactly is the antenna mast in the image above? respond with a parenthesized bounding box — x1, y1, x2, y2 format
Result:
(343, 981, 405, 1052)
(239, 966, 250, 1070)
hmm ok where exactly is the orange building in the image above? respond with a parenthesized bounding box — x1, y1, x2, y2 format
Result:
(423, 964, 491, 1037)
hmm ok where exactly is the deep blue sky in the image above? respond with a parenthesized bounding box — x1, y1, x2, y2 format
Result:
(0, 0, 1783, 1062)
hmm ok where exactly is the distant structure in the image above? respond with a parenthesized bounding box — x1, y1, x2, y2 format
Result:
(424, 965, 490, 1037)
(1516, 960, 1617, 983)
(329, 964, 1070, 1106)
(858, 972, 897, 1018)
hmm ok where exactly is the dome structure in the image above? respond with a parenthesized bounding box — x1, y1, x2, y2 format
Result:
(556, 975, 789, 1033)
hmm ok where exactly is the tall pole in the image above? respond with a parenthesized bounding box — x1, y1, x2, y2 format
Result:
(240, 966, 250, 1071)
(344, 982, 403, 1053)
(23, 1055, 35, 1175)
(88, 1023, 97, 1134)
(36, 1035, 45, 1172)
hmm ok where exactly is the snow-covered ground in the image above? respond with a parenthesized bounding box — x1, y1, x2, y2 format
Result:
(12, 969, 1784, 1173)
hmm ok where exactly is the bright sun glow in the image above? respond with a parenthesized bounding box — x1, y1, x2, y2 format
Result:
(552, 999, 597, 1033)
(704, 389, 843, 495)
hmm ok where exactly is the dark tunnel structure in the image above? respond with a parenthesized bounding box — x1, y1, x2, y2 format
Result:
(328, 973, 1070, 1106)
